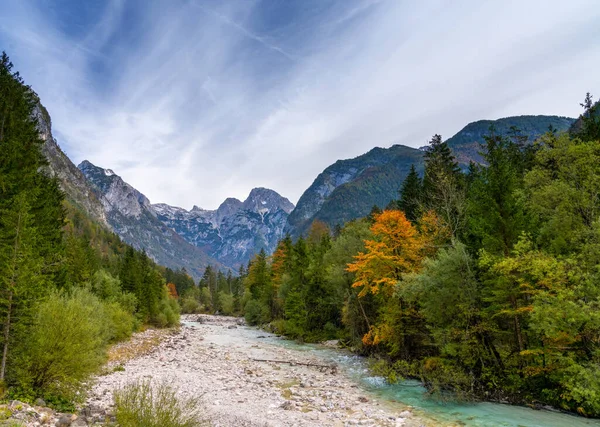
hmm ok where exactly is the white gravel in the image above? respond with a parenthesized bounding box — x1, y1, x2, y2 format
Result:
(88, 315, 431, 427)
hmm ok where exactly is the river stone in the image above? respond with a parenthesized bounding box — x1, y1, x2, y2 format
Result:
(55, 415, 72, 426)
(34, 398, 46, 407)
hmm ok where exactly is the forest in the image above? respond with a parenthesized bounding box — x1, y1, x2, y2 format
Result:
(0, 53, 180, 409)
(184, 94, 600, 416)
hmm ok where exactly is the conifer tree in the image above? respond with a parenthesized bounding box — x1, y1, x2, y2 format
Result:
(422, 134, 465, 236)
(467, 132, 528, 255)
(398, 164, 422, 222)
(572, 92, 600, 142)
(283, 238, 309, 335)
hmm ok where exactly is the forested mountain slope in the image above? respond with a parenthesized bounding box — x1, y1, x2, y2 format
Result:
(286, 115, 575, 237)
(445, 115, 575, 164)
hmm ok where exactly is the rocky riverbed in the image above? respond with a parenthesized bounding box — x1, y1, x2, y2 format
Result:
(87, 314, 429, 427)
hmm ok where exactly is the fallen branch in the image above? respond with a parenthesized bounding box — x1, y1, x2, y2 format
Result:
(250, 358, 338, 374)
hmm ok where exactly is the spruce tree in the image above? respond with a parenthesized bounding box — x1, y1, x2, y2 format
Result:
(422, 134, 465, 236)
(398, 164, 422, 222)
(467, 133, 528, 255)
(572, 92, 600, 142)
(283, 238, 309, 336)
(422, 134, 461, 198)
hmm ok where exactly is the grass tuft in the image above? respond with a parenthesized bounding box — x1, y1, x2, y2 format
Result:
(113, 379, 203, 427)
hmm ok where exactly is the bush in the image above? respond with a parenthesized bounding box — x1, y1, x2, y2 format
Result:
(218, 291, 234, 316)
(244, 299, 270, 325)
(199, 288, 212, 312)
(152, 295, 180, 328)
(105, 302, 137, 342)
(114, 380, 202, 427)
(115, 291, 138, 314)
(559, 363, 600, 416)
(180, 297, 201, 314)
(90, 269, 122, 300)
(13, 289, 110, 400)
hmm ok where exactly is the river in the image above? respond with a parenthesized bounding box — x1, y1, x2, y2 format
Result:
(89, 315, 600, 427)
(263, 332, 600, 427)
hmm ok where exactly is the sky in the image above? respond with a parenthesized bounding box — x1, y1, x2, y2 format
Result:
(1, 0, 599, 210)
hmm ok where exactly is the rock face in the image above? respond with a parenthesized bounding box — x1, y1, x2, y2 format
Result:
(34, 103, 109, 227)
(285, 115, 576, 237)
(152, 188, 295, 268)
(79, 160, 152, 219)
(79, 161, 222, 278)
(78, 160, 293, 271)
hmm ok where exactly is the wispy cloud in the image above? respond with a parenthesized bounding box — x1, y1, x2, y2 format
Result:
(1, 0, 599, 209)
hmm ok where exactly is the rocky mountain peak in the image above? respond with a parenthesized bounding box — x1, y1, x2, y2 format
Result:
(243, 187, 295, 215)
(78, 160, 151, 218)
(150, 188, 294, 268)
(215, 198, 243, 224)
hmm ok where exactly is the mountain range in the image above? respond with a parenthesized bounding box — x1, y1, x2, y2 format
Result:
(38, 94, 576, 276)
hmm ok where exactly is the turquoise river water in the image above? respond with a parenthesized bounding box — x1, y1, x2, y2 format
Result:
(264, 334, 600, 427)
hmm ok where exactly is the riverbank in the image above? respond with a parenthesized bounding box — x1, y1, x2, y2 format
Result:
(87, 314, 428, 426)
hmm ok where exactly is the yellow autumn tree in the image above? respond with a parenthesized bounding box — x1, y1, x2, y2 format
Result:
(347, 209, 450, 351)
(347, 210, 425, 297)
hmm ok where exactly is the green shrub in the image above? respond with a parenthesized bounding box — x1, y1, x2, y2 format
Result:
(153, 312, 169, 328)
(105, 302, 137, 342)
(218, 291, 234, 316)
(90, 269, 122, 300)
(268, 319, 287, 335)
(151, 293, 180, 328)
(559, 363, 600, 416)
(13, 289, 110, 400)
(114, 380, 203, 427)
(180, 297, 201, 314)
(244, 299, 270, 325)
(199, 288, 212, 312)
(115, 291, 138, 314)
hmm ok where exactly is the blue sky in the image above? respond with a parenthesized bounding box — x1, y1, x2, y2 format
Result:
(1, 0, 599, 209)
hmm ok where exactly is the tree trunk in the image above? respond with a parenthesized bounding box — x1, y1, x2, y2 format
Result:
(511, 296, 524, 353)
(0, 290, 13, 381)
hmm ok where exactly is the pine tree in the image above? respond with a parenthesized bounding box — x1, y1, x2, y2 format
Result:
(398, 164, 422, 222)
(119, 247, 139, 294)
(0, 194, 47, 380)
(422, 134, 460, 196)
(467, 133, 529, 255)
(572, 92, 600, 142)
(422, 134, 465, 236)
(283, 238, 309, 335)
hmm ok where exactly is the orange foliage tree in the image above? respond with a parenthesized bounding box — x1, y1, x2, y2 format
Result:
(347, 209, 448, 352)
(166, 282, 179, 299)
(347, 210, 426, 297)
